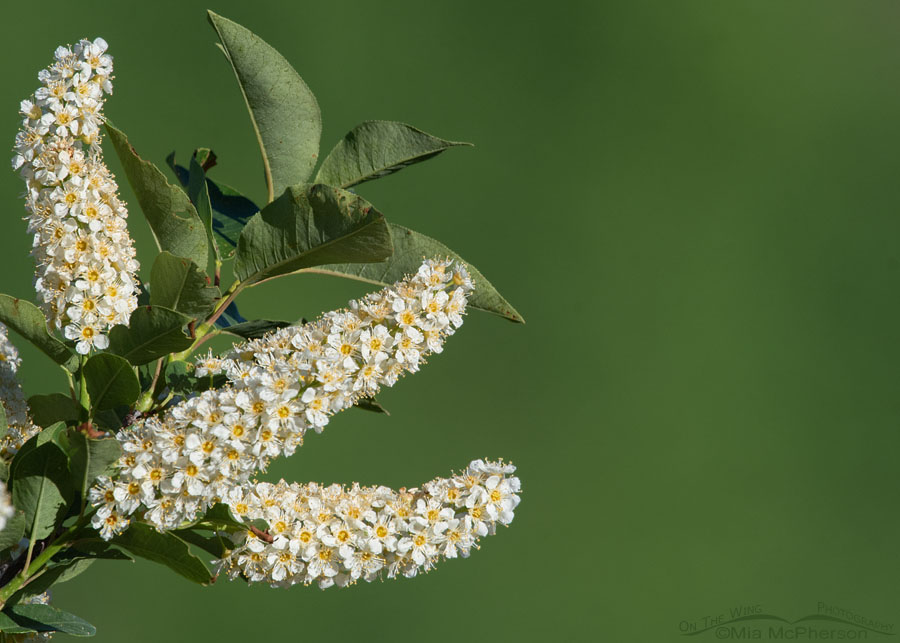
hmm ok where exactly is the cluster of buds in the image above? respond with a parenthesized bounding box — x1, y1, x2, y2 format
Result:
(219, 460, 520, 588)
(90, 259, 475, 538)
(12, 38, 140, 353)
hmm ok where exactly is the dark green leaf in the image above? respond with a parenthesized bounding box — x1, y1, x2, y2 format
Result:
(26, 394, 82, 428)
(150, 252, 220, 318)
(188, 158, 220, 266)
(10, 442, 72, 540)
(107, 306, 193, 365)
(171, 528, 228, 558)
(0, 295, 77, 372)
(54, 540, 133, 563)
(201, 503, 245, 530)
(67, 432, 122, 499)
(112, 523, 212, 585)
(234, 184, 393, 286)
(0, 461, 8, 484)
(8, 604, 96, 637)
(7, 556, 96, 606)
(208, 11, 322, 202)
(0, 406, 6, 441)
(82, 354, 140, 412)
(218, 319, 291, 340)
(0, 612, 33, 633)
(166, 152, 258, 258)
(305, 223, 524, 323)
(0, 512, 26, 551)
(316, 120, 471, 189)
(105, 121, 208, 268)
(355, 397, 390, 415)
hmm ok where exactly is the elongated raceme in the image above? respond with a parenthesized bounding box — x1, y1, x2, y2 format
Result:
(12, 38, 140, 354)
(0, 323, 41, 458)
(218, 459, 520, 589)
(91, 259, 474, 538)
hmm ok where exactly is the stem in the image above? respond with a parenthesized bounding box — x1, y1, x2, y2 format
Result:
(0, 519, 83, 606)
(205, 279, 242, 328)
(78, 354, 89, 409)
(170, 280, 242, 363)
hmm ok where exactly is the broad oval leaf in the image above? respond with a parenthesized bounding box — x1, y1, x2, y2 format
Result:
(188, 157, 219, 265)
(105, 122, 208, 268)
(107, 306, 193, 365)
(27, 394, 83, 428)
(316, 120, 472, 189)
(234, 184, 393, 286)
(303, 223, 524, 323)
(166, 151, 258, 258)
(67, 431, 123, 498)
(10, 441, 72, 540)
(0, 295, 77, 372)
(0, 512, 26, 551)
(208, 11, 322, 202)
(112, 523, 212, 585)
(83, 353, 140, 412)
(7, 604, 96, 637)
(150, 252, 220, 318)
(216, 318, 291, 340)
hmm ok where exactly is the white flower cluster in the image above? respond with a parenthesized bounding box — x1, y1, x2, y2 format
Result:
(219, 459, 520, 588)
(12, 38, 140, 354)
(90, 259, 473, 539)
(0, 480, 14, 533)
(0, 323, 41, 458)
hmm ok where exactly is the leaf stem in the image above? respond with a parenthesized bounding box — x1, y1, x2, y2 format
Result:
(0, 518, 84, 607)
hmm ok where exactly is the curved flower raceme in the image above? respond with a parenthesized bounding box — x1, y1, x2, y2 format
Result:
(91, 259, 474, 538)
(0, 323, 41, 458)
(12, 38, 140, 353)
(218, 460, 520, 589)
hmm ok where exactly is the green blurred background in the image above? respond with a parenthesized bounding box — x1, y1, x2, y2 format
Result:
(3, 0, 900, 640)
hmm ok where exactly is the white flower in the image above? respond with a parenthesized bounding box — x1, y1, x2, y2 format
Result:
(0, 480, 14, 532)
(92, 259, 474, 537)
(214, 460, 520, 588)
(0, 323, 42, 457)
(13, 38, 140, 352)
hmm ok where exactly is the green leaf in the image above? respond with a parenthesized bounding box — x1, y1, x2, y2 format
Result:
(105, 121, 208, 268)
(7, 604, 96, 637)
(355, 396, 390, 415)
(171, 528, 228, 558)
(26, 394, 82, 428)
(316, 121, 472, 189)
(0, 612, 33, 633)
(107, 306, 193, 365)
(0, 461, 8, 484)
(188, 157, 220, 266)
(304, 223, 524, 323)
(7, 557, 96, 606)
(10, 442, 72, 540)
(166, 152, 258, 258)
(82, 354, 140, 412)
(0, 512, 26, 551)
(0, 405, 7, 441)
(217, 319, 291, 340)
(200, 503, 245, 530)
(112, 523, 212, 585)
(67, 432, 122, 499)
(150, 252, 220, 318)
(234, 184, 393, 286)
(0, 295, 77, 372)
(208, 11, 322, 202)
